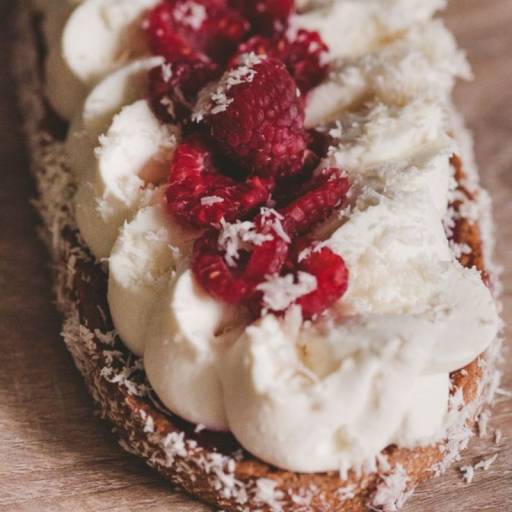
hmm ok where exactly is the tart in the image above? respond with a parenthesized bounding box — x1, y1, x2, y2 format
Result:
(15, 1, 502, 510)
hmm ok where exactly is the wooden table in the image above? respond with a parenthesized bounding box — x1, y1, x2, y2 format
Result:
(1, 1, 510, 510)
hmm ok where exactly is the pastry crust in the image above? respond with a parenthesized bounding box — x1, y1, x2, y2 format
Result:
(14, 8, 501, 512)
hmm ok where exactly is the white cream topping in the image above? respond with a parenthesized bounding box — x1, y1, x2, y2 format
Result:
(304, 20, 471, 127)
(44, 0, 500, 474)
(108, 201, 198, 356)
(144, 270, 246, 430)
(75, 99, 179, 259)
(66, 56, 164, 179)
(44, 0, 158, 119)
(292, 0, 446, 60)
(221, 310, 437, 473)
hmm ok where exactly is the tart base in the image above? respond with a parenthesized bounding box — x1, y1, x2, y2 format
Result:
(13, 7, 503, 512)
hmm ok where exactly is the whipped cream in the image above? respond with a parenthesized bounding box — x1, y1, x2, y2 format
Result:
(43, 0, 500, 474)
(75, 99, 179, 259)
(291, 0, 446, 60)
(44, 0, 158, 119)
(304, 20, 471, 127)
(108, 201, 198, 355)
(66, 56, 164, 179)
(144, 269, 246, 430)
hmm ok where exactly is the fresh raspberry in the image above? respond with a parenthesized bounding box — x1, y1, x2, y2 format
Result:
(231, 29, 330, 94)
(230, 0, 293, 35)
(144, 2, 204, 61)
(166, 137, 274, 228)
(279, 168, 350, 238)
(196, 56, 307, 178)
(230, 35, 275, 63)
(294, 246, 349, 318)
(145, 0, 249, 64)
(148, 59, 219, 124)
(192, 214, 289, 304)
(278, 29, 329, 93)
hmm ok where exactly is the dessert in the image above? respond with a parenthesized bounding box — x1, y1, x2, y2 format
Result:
(15, 0, 503, 510)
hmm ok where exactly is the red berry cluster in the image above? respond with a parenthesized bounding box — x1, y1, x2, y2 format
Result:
(145, 0, 329, 124)
(165, 135, 274, 228)
(232, 30, 329, 94)
(191, 171, 350, 318)
(144, 0, 350, 318)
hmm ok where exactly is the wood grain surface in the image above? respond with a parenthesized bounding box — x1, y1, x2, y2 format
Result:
(1, 1, 511, 510)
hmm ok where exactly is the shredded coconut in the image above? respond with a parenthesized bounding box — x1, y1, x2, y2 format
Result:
(460, 453, 498, 484)
(329, 120, 343, 139)
(370, 464, 412, 512)
(477, 410, 490, 438)
(449, 241, 472, 259)
(201, 195, 225, 206)
(257, 272, 318, 312)
(173, 1, 207, 30)
(218, 218, 273, 267)
(161, 62, 173, 83)
(460, 464, 475, 484)
(474, 453, 498, 471)
(259, 207, 292, 243)
(94, 328, 117, 346)
(160, 96, 175, 118)
(254, 479, 285, 511)
(336, 485, 356, 501)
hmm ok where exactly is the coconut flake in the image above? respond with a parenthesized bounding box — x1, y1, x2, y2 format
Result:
(257, 272, 317, 313)
(474, 453, 498, 471)
(460, 453, 498, 484)
(259, 207, 291, 243)
(161, 62, 173, 83)
(477, 410, 490, 438)
(370, 464, 411, 512)
(201, 195, 224, 206)
(460, 464, 475, 484)
(336, 485, 356, 501)
(173, 1, 207, 30)
(218, 218, 273, 267)
(254, 478, 285, 511)
(160, 96, 175, 118)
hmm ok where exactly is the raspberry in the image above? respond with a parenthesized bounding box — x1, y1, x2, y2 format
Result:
(148, 59, 219, 124)
(166, 137, 274, 228)
(279, 168, 350, 238)
(192, 214, 289, 304)
(145, 0, 249, 64)
(231, 29, 330, 94)
(249, 237, 349, 318)
(230, 35, 275, 63)
(278, 29, 329, 93)
(196, 56, 307, 178)
(145, 3, 203, 61)
(230, 0, 293, 35)
(294, 246, 349, 318)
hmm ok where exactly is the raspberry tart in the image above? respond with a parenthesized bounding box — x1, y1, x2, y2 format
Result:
(16, 0, 503, 510)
